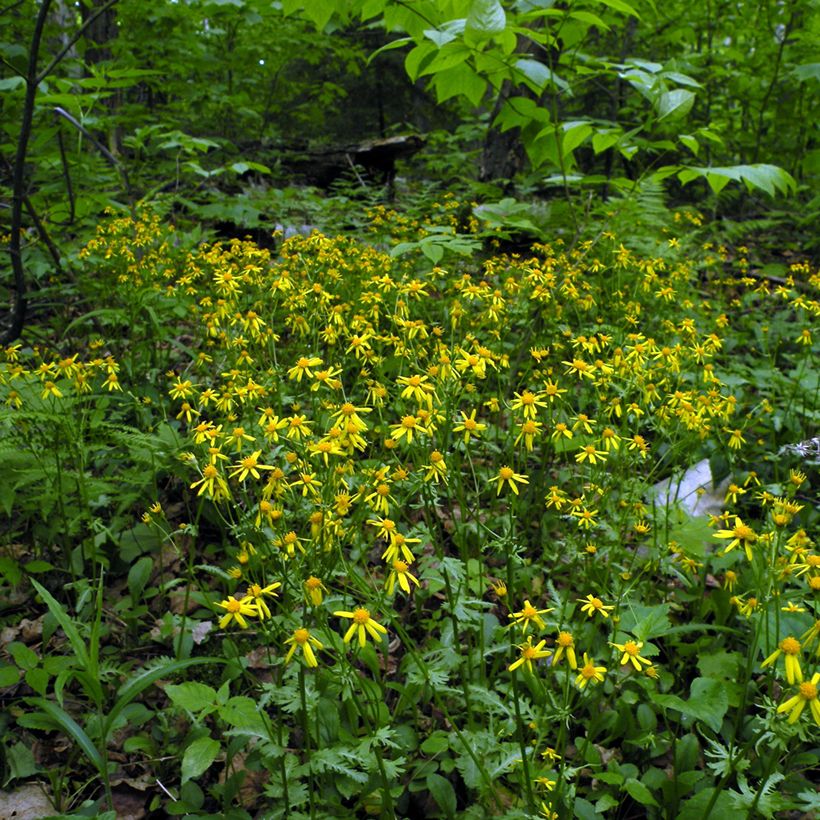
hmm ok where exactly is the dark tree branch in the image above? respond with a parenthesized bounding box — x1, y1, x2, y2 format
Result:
(37, 0, 120, 84)
(2, 0, 53, 345)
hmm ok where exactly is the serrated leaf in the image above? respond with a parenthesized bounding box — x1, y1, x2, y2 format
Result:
(165, 682, 218, 713)
(181, 735, 220, 784)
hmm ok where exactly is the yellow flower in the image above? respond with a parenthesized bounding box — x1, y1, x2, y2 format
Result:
(453, 409, 487, 443)
(217, 596, 257, 629)
(287, 355, 323, 382)
(509, 600, 553, 633)
(508, 636, 551, 673)
(284, 627, 323, 667)
(494, 465, 529, 495)
(725, 428, 746, 449)
(611, 639, 652, 671)
(386, 559, 420, 595)
(334, 607, 388, 648)
(578, 594, 614, 619)
(776, 673, 820, 726)
(575, 444, 607, 465)
(229, 450, 275, 482)
(575, 653, 607, 689)
(510, 390, 547, 419)
(761, 636, 803, 683)
(390, 414, 428, 443)
(550, 631, 576, 669)
(304, 576, 328, 606)
(713, 516, 757, 560)
(240, 582, 281, 619)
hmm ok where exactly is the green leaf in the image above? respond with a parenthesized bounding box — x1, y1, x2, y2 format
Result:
(230, 161, 270, 174)
(181, 735, 220, 784)
(657, 89, 695, 120)
(103, 656, 225, 741)
(515, 58, 570, 92)
(7, 642, 39, 672)
(218, 696, 261, 730)
(466, 0, 506, 38)
(654, 677, 728, 732)
(593, 0, 640, 17)
(0, 76, 24, 91)
(623, 778, 658, 807)
(420, 731, 450, 755)
(128, 556, 153, 601)
(0, 664, 20, 687)
(679, 134, 699, 155)
(561, 121, 593, 156)
(30, 579, 90, 672)
(427, 773, 457, 818)
(165, 682, 218, 713)
(25, 697, 104, 774)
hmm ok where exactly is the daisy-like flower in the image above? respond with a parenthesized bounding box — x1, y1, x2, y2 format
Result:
(575, 444, 607, 465)
(509, 600, 553, 633)
(552, 631, 578, 669)
(229, 450, 275, 482)
(284, 627, 323, 667)
(453, 409, 487, 443)
(304, 576, 328, 606)
(241, 581, 281, 619)
(493, 465, 529, 495)
(611, 639, 652, 671)
(713, 516, 757, 560)
(385, 559, 420, 595)
(776, 673, 820, 726)
(761, 636, 803, 683)
(510, 390, 547, 419)
(287, 355, 323, 382)
(334, 607, 388, 648)
(578, 594, 614, 619)
(217, 596, 257, 629)
(508, 636, 551, 673)
(575, 653, 607, 689)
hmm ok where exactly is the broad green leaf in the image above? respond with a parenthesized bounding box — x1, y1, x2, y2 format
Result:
(128, 556, 153, 601)
(405, 42, 436, 82)
(421, 43, 472, 77)
(432, 64, 487, 106)
(218, 695, 261, 730)
(657, 89, 695, 120)
(230, 161, 270, 174)
(427, 773, 457, 818)
(515, 58, 570, 92)
(594, 0, 640, 17)
(181, 735, 220, 784)
(104, 656, 225, 741)
(0, 663, 20, 687)
(466, 0, 506, 38)
(654, 677, 728, 732)
(571, 10, 610, 30)
(562, 121, 593, 156)
(793, 62, 820, 83)
(165, 682, 218, 713)
(8, 642, 39, 672)
(624, 778, 658, 807)
(30, 580, 90, 672)
(679, 134, 699, 155)
(0, 76, 24, 91)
